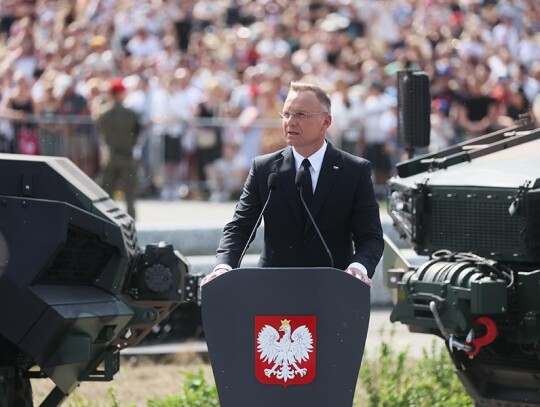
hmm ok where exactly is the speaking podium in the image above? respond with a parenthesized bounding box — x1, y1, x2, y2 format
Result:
(201, 267, 370, 407)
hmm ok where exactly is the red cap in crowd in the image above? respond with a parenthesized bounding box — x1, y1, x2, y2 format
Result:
(109, 77, 125, 93)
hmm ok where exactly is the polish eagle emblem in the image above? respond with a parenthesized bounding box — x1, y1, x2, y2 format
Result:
(256, 318, 314, 383)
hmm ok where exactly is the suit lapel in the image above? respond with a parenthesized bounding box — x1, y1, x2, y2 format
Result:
(310, 142, 343, 221)
(277, 147, 304, 229)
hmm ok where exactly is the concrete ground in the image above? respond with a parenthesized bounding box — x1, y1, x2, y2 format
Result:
(134, 198, 238, 226)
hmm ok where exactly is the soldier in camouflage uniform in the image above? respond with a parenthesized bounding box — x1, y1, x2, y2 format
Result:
(97, 78, 141, 219)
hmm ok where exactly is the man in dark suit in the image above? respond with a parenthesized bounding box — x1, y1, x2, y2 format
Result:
(202, 82, 383, 287)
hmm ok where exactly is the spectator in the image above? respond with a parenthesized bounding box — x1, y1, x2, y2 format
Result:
(161, 68, 201, 200)
(455, 76, 499, 140)
(85, 77, 107, 121)
(34, 77, 61, 156)
(11, 34, 37, 82)
(358, 80, 395, 198)
(148, 73, 179, 199)
(0, 70, 37, 155)
(193, 79, 227, 198)
(172, 1, 195, 52)
(430, 66, 460, 122)
(125, 25, 163, 59)
(498, 84, 537, 127)
(328, 77, 361, 154)
(228, 66, 262, 116)
(235, 85, 264, 181)
(123, 74, 157, 196)
(54, 73, 97, 177)
(492, 14, 519, 57)
(517, 28, 540, 69)
(255, 23, 291, 59)
(205, 142, 244, 202)
(378, 99, 399, 172)
(429, 98, 455, 153)
(258, 80, 286, 155)
(82, 35, 116, 77)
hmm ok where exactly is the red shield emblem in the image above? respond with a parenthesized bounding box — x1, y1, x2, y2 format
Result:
(255, 315, 316, 387)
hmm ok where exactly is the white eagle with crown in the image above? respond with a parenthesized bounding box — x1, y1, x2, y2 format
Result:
(257, 319, 314, 382)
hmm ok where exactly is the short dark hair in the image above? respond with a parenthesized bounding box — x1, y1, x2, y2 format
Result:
(289, 81, 331, 113)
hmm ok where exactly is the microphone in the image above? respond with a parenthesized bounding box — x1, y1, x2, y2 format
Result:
(295, 170, 335, 268)
(237, 173, 278, 267)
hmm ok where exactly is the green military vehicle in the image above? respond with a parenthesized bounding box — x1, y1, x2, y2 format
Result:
(385, 117, 540, 406)
(0, 154, 201, 406)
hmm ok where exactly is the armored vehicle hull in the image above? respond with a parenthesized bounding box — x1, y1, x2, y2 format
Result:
(385, 121, 540, 406)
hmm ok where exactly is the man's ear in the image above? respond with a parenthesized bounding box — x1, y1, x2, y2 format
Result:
(323, 114, 332, 130)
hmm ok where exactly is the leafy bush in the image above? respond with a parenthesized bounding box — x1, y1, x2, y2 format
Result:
(67, 388, 128, 407)
(358, 330, 473, 407)
(64, 336, 473, 407)
(147, 368, 219, 407)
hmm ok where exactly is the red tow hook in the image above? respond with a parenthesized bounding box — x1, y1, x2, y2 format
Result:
(466, 316, 498, 357)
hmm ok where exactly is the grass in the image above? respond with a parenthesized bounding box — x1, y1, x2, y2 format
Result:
(32, 354, 213, 407)
(31, 329, 473, 407)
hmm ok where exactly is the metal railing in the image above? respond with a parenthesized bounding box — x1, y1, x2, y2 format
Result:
(0, 113, 284, 196)
(0, 114, 101, 178)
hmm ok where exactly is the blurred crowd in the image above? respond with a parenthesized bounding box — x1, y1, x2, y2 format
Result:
(0, 0, 539, 204)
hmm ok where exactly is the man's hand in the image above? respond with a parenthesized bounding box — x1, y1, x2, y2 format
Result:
(345, 268, 372, 287)
(201, 268, 229, 286)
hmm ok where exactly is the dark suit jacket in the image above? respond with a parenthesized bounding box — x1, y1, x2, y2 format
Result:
(215, 142, 384, 277)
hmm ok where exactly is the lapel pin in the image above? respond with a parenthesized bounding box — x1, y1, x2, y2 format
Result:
(333, 166, 339, 170)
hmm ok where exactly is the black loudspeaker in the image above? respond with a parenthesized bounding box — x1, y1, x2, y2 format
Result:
(397, 70, 431, 149)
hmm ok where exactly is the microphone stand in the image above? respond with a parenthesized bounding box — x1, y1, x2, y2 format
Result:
(296, 170, 335, 269)
(237, 173, 278, 267)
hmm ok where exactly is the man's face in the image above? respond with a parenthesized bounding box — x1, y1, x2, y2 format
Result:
(281, 90, 331, 156)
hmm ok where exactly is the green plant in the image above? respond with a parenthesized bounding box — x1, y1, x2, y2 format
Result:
(61, 335, 475, 407)
(147, 368, 219, 407)
(66, 393, 97, 407)
(106, 388, 124, 407)
(66, 387, 130, 407)
(358, 329, 473, 407)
